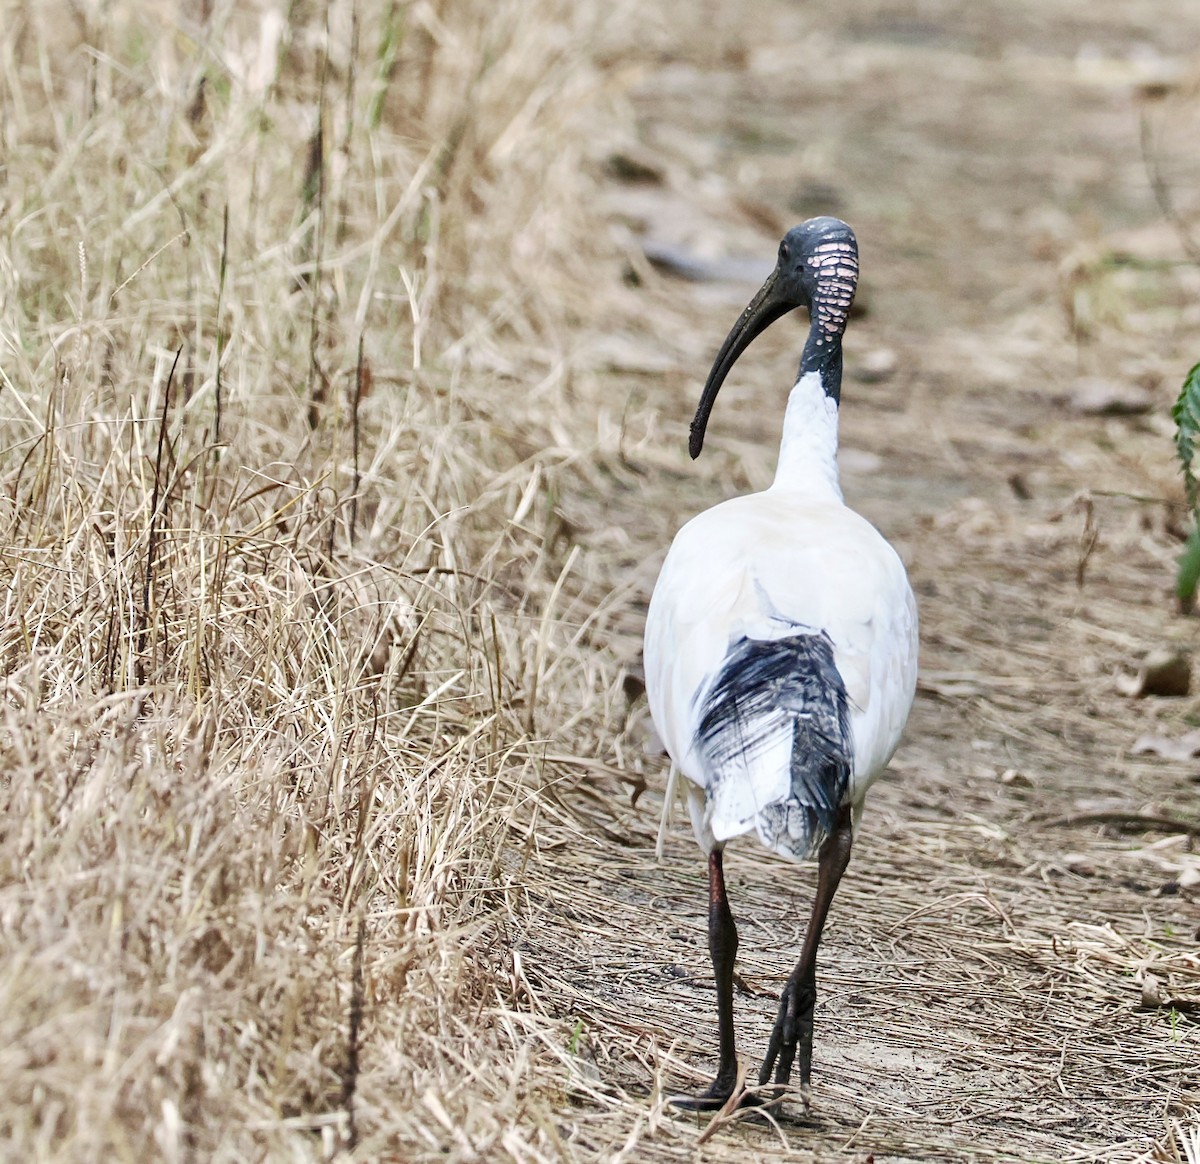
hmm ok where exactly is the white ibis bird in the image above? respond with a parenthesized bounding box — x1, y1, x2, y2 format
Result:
(643, 217, 918, 1110)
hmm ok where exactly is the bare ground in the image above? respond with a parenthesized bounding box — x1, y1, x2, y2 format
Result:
(521, 1, 1200, 1159)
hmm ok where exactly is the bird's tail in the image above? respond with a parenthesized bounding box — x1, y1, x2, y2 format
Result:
(696, 631, 852, 860)
(756, 709, 851, 859)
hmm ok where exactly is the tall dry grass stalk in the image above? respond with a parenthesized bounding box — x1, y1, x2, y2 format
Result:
(0, 1, 640, 1157)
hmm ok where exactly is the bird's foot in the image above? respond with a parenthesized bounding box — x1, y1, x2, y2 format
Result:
(757, 974, 815, 1100)
(669, 1059, 753, 1112)
(669, 1091, 728, 1112)
(671, 1073, 809, 1120)
(668, 1074, 739, 1111)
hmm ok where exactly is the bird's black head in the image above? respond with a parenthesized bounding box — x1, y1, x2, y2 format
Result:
(689, 217, 859, 459)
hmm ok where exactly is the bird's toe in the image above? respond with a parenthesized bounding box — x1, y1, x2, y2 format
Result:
(669, 1061, 747, 1112)
(668, 1090, 728, 1112)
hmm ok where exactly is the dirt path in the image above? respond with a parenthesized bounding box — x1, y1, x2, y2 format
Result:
(525, 2, 1200, 1159)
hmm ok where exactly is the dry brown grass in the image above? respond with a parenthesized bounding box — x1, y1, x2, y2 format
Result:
(0, 1, 642, 1158)
(5, 1, 1200, 1161)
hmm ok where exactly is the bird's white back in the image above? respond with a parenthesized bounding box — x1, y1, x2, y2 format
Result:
(644, 474, 917, 858)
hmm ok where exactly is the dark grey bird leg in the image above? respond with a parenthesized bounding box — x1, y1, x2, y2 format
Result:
(758, 804, 853, 1107)
(673, 846, 740, 1109)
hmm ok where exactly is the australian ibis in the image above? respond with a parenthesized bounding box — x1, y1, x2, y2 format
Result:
(643, 217, 918, 1110)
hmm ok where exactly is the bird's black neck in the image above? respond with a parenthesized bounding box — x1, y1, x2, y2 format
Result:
(799, 333, 843, 405)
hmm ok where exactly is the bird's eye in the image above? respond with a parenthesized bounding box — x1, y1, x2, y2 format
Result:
(779, 241, 790, 263)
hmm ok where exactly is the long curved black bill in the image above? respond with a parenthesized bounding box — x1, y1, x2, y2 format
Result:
(689, 267, 801, 459)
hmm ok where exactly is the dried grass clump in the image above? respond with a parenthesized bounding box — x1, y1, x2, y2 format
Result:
(0, 0, 635, 1157)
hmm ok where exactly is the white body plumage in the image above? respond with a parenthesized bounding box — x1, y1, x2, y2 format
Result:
(644, 371, 918, 861)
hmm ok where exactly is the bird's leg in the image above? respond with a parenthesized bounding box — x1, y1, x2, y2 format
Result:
(758, 804, 853, 1109)
(673, 846, 740, 1110)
